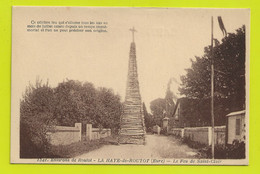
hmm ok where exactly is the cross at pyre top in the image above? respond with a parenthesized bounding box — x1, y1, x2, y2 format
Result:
(129, 27, 137, 42)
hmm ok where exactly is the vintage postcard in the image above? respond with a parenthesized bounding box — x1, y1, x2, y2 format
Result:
(11, 6, 250, 165)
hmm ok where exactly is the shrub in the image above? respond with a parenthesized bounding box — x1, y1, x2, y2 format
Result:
(182, 136, 206, 149)
(20, 81, 56, 158)
(198, 140, 245, 159)
(160, 128, 168, 135)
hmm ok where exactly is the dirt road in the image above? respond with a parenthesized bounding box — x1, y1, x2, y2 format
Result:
(75, 134, 198, 159)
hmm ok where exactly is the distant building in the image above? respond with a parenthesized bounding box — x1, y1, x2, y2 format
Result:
(170, 97, 231, 128)
(171, 99, 182, 128)
(226, 110, 246, 144)
(170, 98, 207, 128)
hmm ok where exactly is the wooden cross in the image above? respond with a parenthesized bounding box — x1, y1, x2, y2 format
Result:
(129, 27, 137, 42)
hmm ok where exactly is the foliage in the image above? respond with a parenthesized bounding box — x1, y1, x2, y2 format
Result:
(143, 103, 155, 132)
(180, 26, 245, 102)
(175, 97, 231, 127)
(198, 140, 245, 159)
(49, 136, 117, 158)
(179, 26, 246, 125)
(20, 79, 122, 158)
(150, 98, 166, 127)
(225, 140, 246, 159)
(95, 87, 121, 133)
(54, 80, 96, 126)
(148, 90, 176, 128)
(20, 80, 56, 157)
(182, 136, 206, 149)
(53, 80, 121, 132)
(160, 128, 168, 135)
(181, 136, 245, 159)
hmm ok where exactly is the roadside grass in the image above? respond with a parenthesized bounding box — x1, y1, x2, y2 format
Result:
(49, 136, 119, 158)
(167, 135, 208, 158)
(176, 136, 245, 159)
(157, 136, 199, 158)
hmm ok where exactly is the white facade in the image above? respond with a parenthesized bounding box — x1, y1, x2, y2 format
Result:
(226, 110, 246, 144)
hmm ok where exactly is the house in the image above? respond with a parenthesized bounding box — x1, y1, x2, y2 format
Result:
(171, 99, 182, 127)
(170, 98, 205, 128)
(170, 97, 230, 128)
(226, 110, 246, 144)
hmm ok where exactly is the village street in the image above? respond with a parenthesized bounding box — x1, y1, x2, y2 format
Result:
(75, 134, 198, 159)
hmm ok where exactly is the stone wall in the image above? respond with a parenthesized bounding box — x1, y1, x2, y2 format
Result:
(170, 126, 226, 146)
(48, 123, 111, 146)
(170, 128, 184, 138)
(184, 127, 210, 145)
(48, 123, 81, 146)
(86, 124, 111, 141)
(214, 126, 226, 145)
(152, 125, 161, 135)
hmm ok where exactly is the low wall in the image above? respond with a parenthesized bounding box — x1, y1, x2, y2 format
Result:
(170, 126, 226, 146)
(184, 127, 210, 145)
(48, 123, 81, 146)
(152, 125, 161, 135)
(47, 123, 111, 145)
(86, 124, 111, 141)
(214, 126, 226, 145)
(170, 128, 184, 138)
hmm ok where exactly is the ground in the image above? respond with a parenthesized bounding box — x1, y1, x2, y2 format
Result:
(75, 134, 198, 159)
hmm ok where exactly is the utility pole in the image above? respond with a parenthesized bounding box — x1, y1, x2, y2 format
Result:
(211, 16, 215, 159)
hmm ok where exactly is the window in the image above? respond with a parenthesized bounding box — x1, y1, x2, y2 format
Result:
(236, 118, 241, 136)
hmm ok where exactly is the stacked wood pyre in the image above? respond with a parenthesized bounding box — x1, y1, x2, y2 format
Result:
(119, 42, 146, 145)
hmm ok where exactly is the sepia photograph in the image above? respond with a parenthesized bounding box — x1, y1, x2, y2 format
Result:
(11, 6, 249, 165)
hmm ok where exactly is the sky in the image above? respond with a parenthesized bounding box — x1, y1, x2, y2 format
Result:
(12, 7, 250, 113)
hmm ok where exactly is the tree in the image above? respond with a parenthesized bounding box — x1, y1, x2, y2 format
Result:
(143, 102, 154, 132)
(20, 78, 123, 157)
(95, 87, 122, 134)
(150, 98, 166, 126)
(54, 80, 122, 133)
(179, 26, 246, 125)
(54, 80, 96, 126)
(213, 26, 245, 111)
(20, 80, 56, 157)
